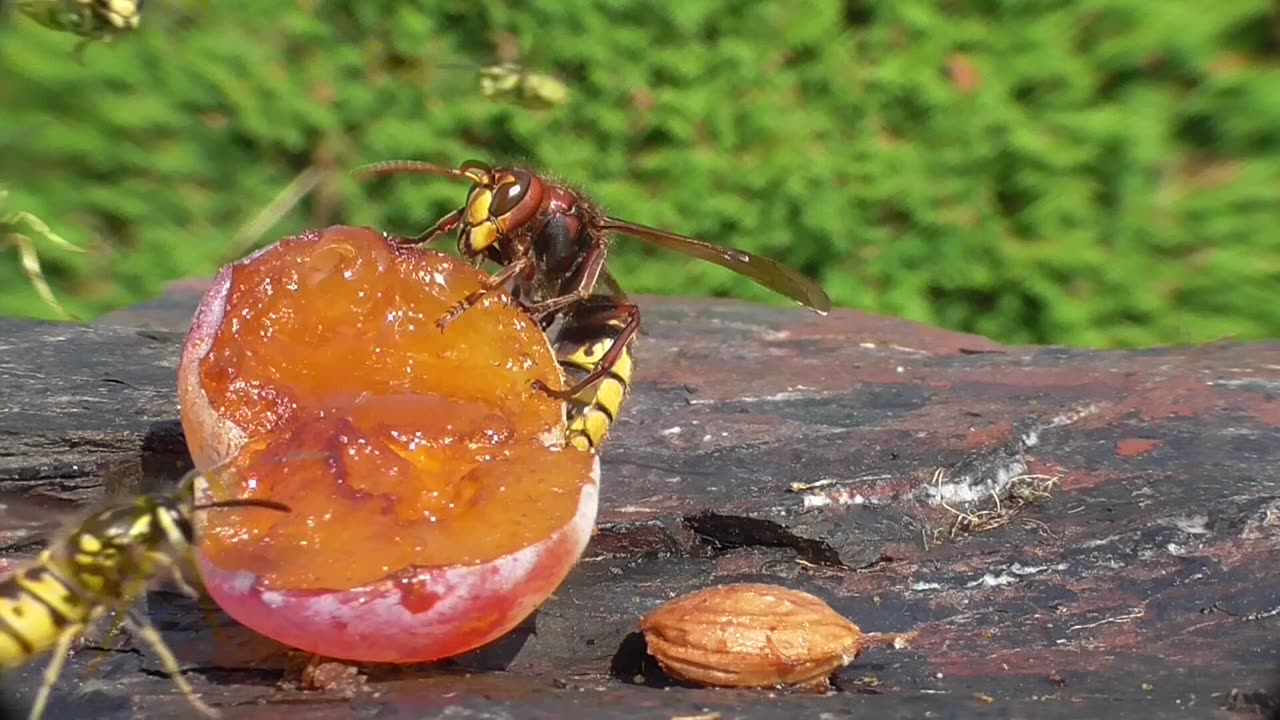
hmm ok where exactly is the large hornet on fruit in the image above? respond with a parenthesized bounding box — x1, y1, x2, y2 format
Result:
(352, 159, 831, 406)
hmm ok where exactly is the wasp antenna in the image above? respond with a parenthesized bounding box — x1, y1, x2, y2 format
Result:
(351, 160, 476, 182)
(193, 498, 292, 513)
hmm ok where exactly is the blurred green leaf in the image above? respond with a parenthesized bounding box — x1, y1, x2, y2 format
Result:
(0, 0, 1276, 348)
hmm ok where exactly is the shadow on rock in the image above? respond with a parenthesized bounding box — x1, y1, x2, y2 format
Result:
(608, 631, 674, 688)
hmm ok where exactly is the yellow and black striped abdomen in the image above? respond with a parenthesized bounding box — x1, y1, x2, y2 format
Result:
(560, 333, 635, 451)
(0, 560, 91, 667)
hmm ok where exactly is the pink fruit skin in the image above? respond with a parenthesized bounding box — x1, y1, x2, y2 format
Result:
(192, 466, 598, 662)
(176, 227, 600, 663)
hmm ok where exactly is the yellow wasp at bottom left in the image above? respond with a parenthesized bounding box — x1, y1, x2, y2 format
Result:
(0, 466, 290, 720)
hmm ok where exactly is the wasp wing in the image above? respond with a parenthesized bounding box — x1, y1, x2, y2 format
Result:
(598, 220, 831, 313)
(601, 269, 629, 300)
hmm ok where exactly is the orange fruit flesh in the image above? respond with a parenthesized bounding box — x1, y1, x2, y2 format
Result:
(191, 226, 590, 590)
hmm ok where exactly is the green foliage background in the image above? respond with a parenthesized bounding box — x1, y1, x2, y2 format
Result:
(1, 0, 1277, 348)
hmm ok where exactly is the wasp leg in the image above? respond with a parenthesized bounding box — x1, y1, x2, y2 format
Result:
(151, 554, 201, 602)
(521, 241, 609, 324)
(26, 625, 82, 720)
(191, 592, 233, 652)
(83, 610, 130, 678)
(72, 38, 94, 65)
(523, 291, 589, 325)
(532, 303, 640, 400)
(86, 557, 196, 684)
(160, 559, 234, 651)
(403, 207, 463, 246)
(124, 611, 220, 718)
(435, 256, 534, 331)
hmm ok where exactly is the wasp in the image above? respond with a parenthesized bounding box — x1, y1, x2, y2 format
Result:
(1, 188, 85, 320)
(0, 468, 290, 720)
(352, 159, 831, 400)
(544, 294, 640, 451)
(436, 54, 571, 109)
(439, 61, 570, 109)
(11, 0, 142, 56)
(473, 62, 570, 109)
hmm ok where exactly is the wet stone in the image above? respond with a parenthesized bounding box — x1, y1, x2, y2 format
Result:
(0, 283, 1278, 719)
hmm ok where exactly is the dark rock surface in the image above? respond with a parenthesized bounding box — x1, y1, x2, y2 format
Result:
(2, 280, 1280, 719)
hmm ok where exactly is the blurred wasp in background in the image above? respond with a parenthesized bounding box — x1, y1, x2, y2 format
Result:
(473, 61, 570, 109)
(4, 0, 206, 58)
(6, 0, 142, 56)
(440, 61, 571, 110)
(0, 467, 291, 720)
(0, 188, 85, 320)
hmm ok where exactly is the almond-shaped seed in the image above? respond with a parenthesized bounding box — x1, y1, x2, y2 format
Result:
(640, 582, 915, 690)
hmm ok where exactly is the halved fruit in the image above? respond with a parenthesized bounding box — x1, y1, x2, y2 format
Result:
(178, 225, 599, 663)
